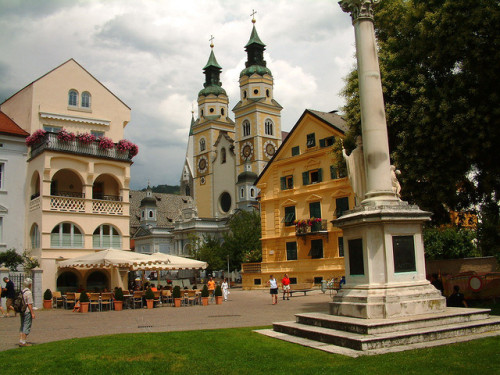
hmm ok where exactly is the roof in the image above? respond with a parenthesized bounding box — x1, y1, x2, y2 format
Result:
(129, 190, 193, 235)
(237, 170, 258, 184)
(0, 111, 29, 137)
(254, 109, 348, 186)
(203, 49, 222, 70)
(245, 25, 266, 48)
(1, 58, 130, 110)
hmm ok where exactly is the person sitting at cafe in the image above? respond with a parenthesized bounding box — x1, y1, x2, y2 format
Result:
(151, 284, 158, 292)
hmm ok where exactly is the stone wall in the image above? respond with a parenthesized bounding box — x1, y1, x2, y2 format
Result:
(426, 256, 498, 277)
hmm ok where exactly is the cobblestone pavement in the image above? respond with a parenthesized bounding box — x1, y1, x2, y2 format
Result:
(0, 289, 331, 351)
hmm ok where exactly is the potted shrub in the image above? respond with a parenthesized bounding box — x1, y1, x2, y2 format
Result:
(114, 287, 124, 311)
(145, 287, 154, 309)
(215, 285, 223, 305)
(172, 285, 182, 307)
(201, 284, 209, 306)
(43, 289, 53, 309)
(79, 291, 90, 313)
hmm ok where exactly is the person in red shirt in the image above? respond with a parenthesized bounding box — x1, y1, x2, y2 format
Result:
(281, 274, 291, 300)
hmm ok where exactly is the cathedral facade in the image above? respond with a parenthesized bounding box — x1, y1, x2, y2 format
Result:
(180, 21, 282, 219)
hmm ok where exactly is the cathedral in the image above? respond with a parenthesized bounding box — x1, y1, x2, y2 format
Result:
(180, 19, 284, 218)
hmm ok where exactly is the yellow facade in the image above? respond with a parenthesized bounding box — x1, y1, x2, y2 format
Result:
(1, 59, 132, 292)
(242, 110, 354, 289)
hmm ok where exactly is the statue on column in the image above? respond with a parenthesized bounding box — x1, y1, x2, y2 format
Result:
(342, 136, 367, 205)
(390, 165, 402, 198)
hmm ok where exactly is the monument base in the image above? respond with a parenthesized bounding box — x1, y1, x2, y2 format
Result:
(330, 282, 445, 319)
(332, 202, 445, 319)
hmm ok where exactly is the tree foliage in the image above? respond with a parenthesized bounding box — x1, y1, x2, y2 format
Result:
(0, 249, 23, 271)
(223, 209, 262, 267)
(341, 0, 500, 225)
(195, 234, 226, 273)
(423, 227, 479, 260)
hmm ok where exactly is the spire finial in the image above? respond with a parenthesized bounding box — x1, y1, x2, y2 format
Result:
(251, 9, 257, 23)
(209, 35, 215, 48)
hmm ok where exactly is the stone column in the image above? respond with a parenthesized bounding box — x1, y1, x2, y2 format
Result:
(31, 268, 43, 309)
(340, 0, 397, 206)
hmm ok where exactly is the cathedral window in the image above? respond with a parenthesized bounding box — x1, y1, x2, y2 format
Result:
(81, 92, 91, 108)
(240, 188, 244, 198)
(200, 138, 206, 152)
(243, 120, 251, 137)
(243, 91, 247, 99)
(266, 89, 270, 97)
(250, 188, 255, 197)
(265, 119, 274, 136)
(68, 90, 78, 106)
(221, 147, 226, 164)
(221, 108, 225, 116)
(210, 107, 214, 113)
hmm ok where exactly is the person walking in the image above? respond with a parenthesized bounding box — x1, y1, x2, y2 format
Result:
(281, 274, 291, 300)
(267, 275, 278, 305)
(221, 278, 229, 301)
(3, 276, 17, 317)
(19, 278, 35, 347)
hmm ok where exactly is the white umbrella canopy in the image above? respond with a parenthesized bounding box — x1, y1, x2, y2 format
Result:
(145, 253, 208, 270)
(58, 249, 163, 269)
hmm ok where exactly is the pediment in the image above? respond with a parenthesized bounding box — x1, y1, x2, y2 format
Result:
(305, 194, 323, 202)
(281, 199, 297, 206)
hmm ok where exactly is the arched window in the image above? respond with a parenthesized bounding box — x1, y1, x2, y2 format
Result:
(81, 92, 91, 108)
(68, 90, 78, 106)
(30, 224, 40, 249)
(221, 147, 226, 164)
(221, 108, 225, 116)
(93, 224, 121, 249)
(51, 222, 83, 248)
(149, 210, 154, 218)
(250, 188, 255, 198)
(265, 119, 274, 136)
(200, 138, 206, 152)
(243, 120, 251, 137)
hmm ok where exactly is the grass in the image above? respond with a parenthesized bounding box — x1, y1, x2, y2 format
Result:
(0, 326, 499, 375)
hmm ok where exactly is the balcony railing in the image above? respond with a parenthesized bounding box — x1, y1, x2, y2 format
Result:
(29, 132, 133, 162)
(295, 220, 328, 236)
(242, 263, 262, 274)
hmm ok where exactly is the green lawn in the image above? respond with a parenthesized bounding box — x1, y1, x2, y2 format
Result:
(1, 326, 499, 375)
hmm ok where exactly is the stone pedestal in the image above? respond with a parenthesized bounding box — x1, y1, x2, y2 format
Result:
(331, 203, 446, 319)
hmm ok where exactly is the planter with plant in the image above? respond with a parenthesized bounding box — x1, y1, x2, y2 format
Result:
(79, 291, 89, 313)
(172, 285, 182, 307)
(201, 284, 209, 306)
(215, 285, 223, 305)
(114, 287, 124, 311)
(43, 289, 53, 309)
(145, 287, 154, 309)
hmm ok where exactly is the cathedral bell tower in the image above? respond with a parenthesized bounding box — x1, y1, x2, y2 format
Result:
(233, 15, 283, 178)
(192, 38, 236, 218)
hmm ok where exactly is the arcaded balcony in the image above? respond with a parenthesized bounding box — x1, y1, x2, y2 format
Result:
(29, 132, 134, 162)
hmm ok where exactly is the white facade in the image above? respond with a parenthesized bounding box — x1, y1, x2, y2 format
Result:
(0, 132, 28, 253)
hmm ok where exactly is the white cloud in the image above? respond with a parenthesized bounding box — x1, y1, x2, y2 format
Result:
(0, 0, 356, 190)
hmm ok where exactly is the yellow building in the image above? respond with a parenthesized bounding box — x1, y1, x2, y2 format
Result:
(242, 109, 354, 289)
(0, 59, 134, 292)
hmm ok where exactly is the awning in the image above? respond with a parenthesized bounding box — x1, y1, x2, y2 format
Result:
(143, 253, 207, 270)
(57, 249, 164, 269)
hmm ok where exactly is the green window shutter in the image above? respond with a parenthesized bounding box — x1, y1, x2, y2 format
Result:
(280, 177, 286, 190)
(286, 242, 298, 261)
(317, 168, 323, 182)
(302, 171, 309, 185)
(338, 237, 344, 257)
(330, 165, 337, 179)
(288, 176, 294, 189)
(319, 138, 326, 147)
(336, 197, 350, 217)
(291, 146, 300, 156)
(284, 206, 296, 226)
(309, 202, 321, 219)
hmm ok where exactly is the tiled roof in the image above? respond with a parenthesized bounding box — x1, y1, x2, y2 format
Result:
(0, 111, 29, 137)
(129, 190, 193, 235)
(308, 110, 349, 133)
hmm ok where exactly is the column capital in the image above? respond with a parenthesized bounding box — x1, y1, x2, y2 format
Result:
(339, 0, 380, 23)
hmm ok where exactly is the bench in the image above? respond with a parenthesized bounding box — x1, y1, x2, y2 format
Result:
(283, 283, 314, 298)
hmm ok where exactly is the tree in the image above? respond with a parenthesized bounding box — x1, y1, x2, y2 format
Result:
(423, 227, 479, 260)
(222, 209, 262, 269)
(196, 234, 225, 273)
(341, 0, 500, 237)
(0, 249, 23, 271)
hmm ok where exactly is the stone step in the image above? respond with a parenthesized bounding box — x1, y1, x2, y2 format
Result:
(295, 308, 492, 334)
(273, 315, 500, 351)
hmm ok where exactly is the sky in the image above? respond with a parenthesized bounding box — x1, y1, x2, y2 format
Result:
(0, 0, 356, 190)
